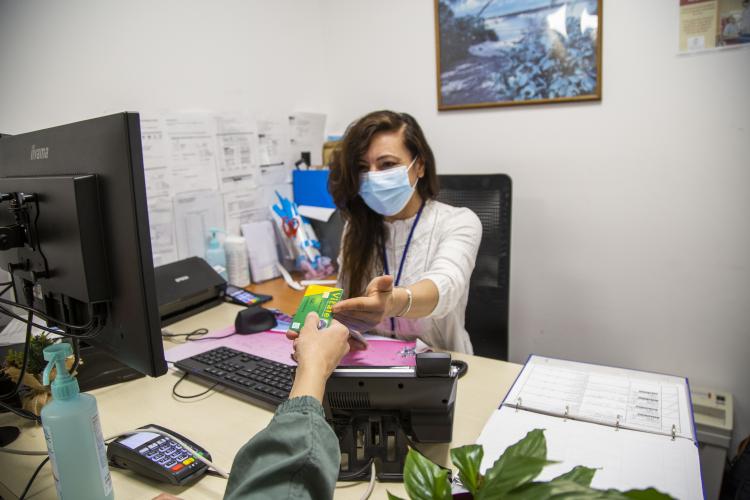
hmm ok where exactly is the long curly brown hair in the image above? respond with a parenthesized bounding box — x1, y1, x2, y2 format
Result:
(329, 110, 439, 297)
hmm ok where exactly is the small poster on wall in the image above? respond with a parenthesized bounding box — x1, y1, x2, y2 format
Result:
(679, 0, 750, 52)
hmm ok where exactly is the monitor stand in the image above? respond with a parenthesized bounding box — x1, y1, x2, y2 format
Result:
(75, 342, 145, 392)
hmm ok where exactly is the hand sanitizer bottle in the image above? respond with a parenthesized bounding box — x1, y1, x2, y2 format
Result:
(206, 227, 228, 280)
(41, 343, 114, 500)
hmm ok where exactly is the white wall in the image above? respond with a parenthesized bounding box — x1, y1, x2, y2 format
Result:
(1, 0, 748, 448)
(0, 0, 329, 132)
(322, 0, 750, 449)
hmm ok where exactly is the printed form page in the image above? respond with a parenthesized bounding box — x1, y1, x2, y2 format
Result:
(502, 356, 694, 440)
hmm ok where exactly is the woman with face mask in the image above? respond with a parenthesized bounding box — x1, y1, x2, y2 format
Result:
(327, 110, 482, 353)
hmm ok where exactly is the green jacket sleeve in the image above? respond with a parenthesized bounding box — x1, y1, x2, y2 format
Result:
(223, 396, 340, 500)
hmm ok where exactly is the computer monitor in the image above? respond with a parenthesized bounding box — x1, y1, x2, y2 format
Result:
(0, 113, 167, 377)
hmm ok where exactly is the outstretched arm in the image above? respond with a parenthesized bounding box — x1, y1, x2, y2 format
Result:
(224, 313, 350, 500)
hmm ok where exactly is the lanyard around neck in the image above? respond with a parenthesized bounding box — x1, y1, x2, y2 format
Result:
(382, 200, 425, 332)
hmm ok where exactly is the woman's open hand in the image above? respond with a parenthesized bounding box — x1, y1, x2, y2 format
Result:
(331, 275, 397, 334)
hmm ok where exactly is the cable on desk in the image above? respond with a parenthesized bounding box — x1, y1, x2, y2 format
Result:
(191, 331, 238, 341)
(338, 457, 375, 481)
(336, 459, 377, 500)
(18, 456, 49, 500)
(360, 462, 376, 500)
(172, 372, 219, 399)
(161, 327, 209, 343)
(0, 446, 47, 455)
(0, 400, 41, 423)
(162, 328, 240, 343)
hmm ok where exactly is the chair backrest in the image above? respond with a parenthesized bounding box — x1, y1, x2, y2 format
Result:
(436, 174, 512, 360)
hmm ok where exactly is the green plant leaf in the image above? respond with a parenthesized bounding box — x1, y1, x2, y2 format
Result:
(498, 428, 548, 462)
(552, 465, 597, 487)
(476, 428, 548, 498)
(450, 444, 484, 495)
(477, 456, 557, 499)
(402, 448, 452, 500)
(386, 492, 407, 500)
(506, 480, 622, 499)
(622, 488, 675, 500)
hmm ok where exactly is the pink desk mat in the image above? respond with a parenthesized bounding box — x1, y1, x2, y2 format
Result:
(165, 325, 417, 367)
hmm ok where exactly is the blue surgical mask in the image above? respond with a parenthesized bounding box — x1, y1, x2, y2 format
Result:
(359, 157, 418, 216)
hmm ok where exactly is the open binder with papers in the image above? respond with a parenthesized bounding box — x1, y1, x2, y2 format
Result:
(476, 355, 704, 499)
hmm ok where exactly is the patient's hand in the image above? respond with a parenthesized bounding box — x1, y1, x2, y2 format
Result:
(286, 312, 367, 350)
(288, 312, 350, 402)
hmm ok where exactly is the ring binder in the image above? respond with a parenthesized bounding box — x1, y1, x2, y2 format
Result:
(484, 355, 703, 498)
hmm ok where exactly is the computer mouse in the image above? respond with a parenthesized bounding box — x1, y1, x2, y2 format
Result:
(234, 305, 277, 335)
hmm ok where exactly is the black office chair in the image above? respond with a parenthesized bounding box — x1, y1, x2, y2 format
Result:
(436, 174, 512, 360)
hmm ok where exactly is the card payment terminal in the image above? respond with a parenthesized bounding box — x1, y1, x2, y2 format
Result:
(106, 424, 211, 486)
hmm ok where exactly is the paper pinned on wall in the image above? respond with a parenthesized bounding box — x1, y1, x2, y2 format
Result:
(174, 190, 225, 260)
(140, 113, 180, 266)
(222, 188, 270, 236)
(257, 118, 291, 167)
(164, 112, 220, 194)
(148, 197, 178, 266)
(289, 112, 326, 166)
(241, 220, 280, 282)
(140, 113, 172, 199)
(259, 164, 291, 187)
(214, 113, 261, 191)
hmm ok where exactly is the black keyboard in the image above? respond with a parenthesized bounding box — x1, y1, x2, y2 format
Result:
(174, 347, 294, 408)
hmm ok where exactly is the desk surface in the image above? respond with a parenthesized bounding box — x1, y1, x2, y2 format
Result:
(0, 278, 521, 500)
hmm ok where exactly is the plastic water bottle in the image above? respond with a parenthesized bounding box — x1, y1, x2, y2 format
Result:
(41, 343, 114, 500)
(206, 228, 228, 279)
(225, 234, 251, 286)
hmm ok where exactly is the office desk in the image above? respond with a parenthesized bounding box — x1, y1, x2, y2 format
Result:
(0, 278, 521, 499)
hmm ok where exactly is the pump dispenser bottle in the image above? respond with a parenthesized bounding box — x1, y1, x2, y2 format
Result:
(41, 343, 114, 500)
(206, 228, 228, 279)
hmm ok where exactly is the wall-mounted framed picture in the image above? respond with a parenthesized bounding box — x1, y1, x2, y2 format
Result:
(434, 0, 603, 110)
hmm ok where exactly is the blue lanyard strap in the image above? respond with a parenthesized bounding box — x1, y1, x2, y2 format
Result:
(382, 200, 425, 332)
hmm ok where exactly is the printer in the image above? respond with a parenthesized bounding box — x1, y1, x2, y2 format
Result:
(154, 257, 226, 326)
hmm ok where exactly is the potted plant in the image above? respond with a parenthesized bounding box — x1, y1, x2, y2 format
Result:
(2, 334, 74, 417)
(389, 429, 674, 499)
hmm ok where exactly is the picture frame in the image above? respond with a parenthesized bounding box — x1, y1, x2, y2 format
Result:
(434, 0, 603, 110)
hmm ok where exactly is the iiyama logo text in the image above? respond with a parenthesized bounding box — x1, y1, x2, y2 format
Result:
(30, 145, 49, 160)
(174, 275, 190, 283)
